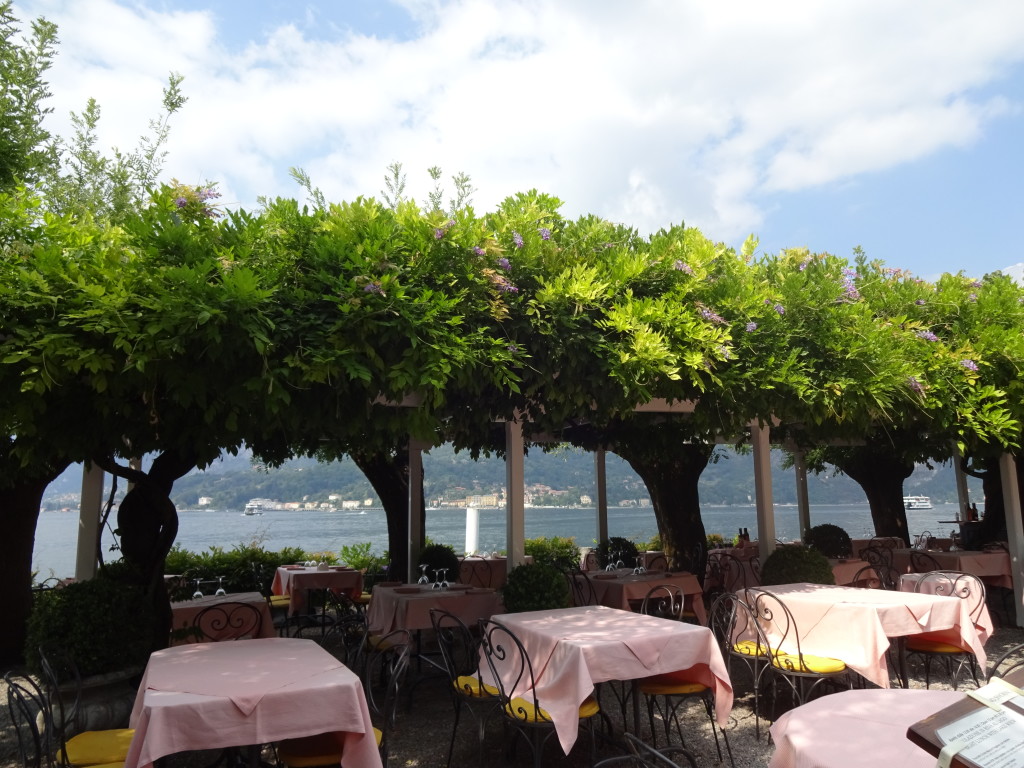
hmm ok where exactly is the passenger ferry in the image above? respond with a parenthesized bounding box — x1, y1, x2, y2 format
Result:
(242, 500, 265, 516)
(903, 495, 933, 510)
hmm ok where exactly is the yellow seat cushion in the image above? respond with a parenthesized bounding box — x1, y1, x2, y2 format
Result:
(373, 727, 382, 746)
(506, 695, 599, 722)
(60, 728, 134, 766)
(733, 640, 767, 657)
(453, 675, 499, 697)
(276, 732, 342, 768)
(268, 595, 291, 606)
(637, 671, 708, 697)
(906, 637, 968, 654)
(772, 652, 846, 674)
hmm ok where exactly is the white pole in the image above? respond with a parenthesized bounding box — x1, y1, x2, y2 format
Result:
(465, 506, 480, 555)
(75, 463, 104, 581)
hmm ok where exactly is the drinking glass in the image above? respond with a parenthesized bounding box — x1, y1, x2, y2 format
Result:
(417, 564, 430, 584)
(615, 550, 625, 570)
(633, 556, 645, 575)
(440, 568, 450, 590)
(215, 576, 226, 596)
(192, 579, 203, 600)
(431, 569, 443, 590)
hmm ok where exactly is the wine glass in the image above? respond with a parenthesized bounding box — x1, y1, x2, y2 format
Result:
(431, 568, 443, 590)
(417, 564, 430, 584)
(214, 576, 226, 596)
(192, 578, 203, 600)
(440, 568, 450, 590)
(633, 556, 645, 575)
(614, 550, 625, 570)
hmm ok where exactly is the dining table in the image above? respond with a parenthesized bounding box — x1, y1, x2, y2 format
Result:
(365, 583, 502, 635)
(272, 565, 364, 616)
(890, 548, 1013, 588)
(769, 688, 965, 768)
(458, 555, 509, 589)
(124, 637, 382, 768)
(485, 604, 733, 755)
(168, 591, 276, 644)
(583, 569, 708, 624)
(739, 583, 989, 688)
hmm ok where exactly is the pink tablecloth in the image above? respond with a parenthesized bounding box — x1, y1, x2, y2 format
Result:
(488, 605, 733, 754)
(458, 557, 509, 589)
(830, 559, 874, 586)
(769, 688, 963, 768)
(169, 592, 275, 645)
(891, 549, 1013, 589)
(898, 573, 995, 644)
(272, 567, 364, 616)
(741, 583, 988, 688)
(584, 571, 707, 624)
(366, 584, 501, 634)
(125, 638, 381, 768)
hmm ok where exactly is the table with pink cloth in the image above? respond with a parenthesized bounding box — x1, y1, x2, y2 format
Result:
(851, 536, 905, 556)
(487, 605, 733, 755)
(890, 548, 1013, 588)
(769, 688, 963, 768)
(272, 566, 364, 616)
(898, 572, 995, 643)
(740, 583, 988, 688)
(125, 637, 382, 768)
(169, 591, 275, 645)
(366, 584, 502, 634)
(583, 570, 707, 624)
(830, 558, 875, 586)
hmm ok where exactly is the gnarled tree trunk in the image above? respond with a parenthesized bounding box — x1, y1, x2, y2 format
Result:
(827, 445, 912, 544)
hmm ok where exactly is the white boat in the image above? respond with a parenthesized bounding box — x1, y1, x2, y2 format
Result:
(242, 500, 264, 516)
(903, 495, 933, 510)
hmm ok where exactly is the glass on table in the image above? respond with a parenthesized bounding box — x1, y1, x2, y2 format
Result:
(440, 568, 450, 590)
(417, 564, 430, 584)
(214, 576, 226, 596)
(192, 579, 203, 600)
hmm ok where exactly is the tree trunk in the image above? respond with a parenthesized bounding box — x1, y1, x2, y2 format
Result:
(350, 448, 425, 582)
(829, 447, 912, 544)
(613, 443, 713, 580)
(962, 454, 1024, 545)
(0, 464, 68, 666)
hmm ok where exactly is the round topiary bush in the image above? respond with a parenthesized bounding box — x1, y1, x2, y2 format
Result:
(803, 523, 853, 559)
(501, 563, 570, 613)
(596, 536, 639, 569)
(417, 543, 461, 580)
(760, 545, 835, 586)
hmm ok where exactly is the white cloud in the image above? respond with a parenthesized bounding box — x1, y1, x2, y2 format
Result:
(14, 0, 1024, 244)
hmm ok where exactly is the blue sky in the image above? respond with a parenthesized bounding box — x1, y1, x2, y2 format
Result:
(15, 0, 1024, 278)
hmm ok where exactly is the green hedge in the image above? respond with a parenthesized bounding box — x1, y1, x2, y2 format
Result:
(164, 543, 320, 599)
(524, 536, 579, 569)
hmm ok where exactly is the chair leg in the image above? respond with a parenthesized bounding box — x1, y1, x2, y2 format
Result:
(446, 698, 462, 768)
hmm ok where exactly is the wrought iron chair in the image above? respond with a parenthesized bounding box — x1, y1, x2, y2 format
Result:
(315, 591, 367, 663)
(191, 601, 264, 642)
(707, 591, 770, 740)
(479, 618, 602, 768)
(704, 551, 751, 603)
(7, 670, 60, 768)
(906, 570, 987, 689)
(747, 589, 851, 714)
(429, 609, 501, 768)
(566, 567, 599, 606)
(849, 565, 883, 589)
(460, 555, 494, 588)
(859, 545, 894, 572)
(276, 628, 411, 767)
(634, 598, 733, 764)
(987, 641, 1024, 681)
(909, 550, 942, 573)
(594, 733, 699, 767)
(644, 553, 669, 572)
(35, 649, 135, 768)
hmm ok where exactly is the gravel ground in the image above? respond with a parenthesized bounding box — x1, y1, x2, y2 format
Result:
(3, 617, 1023, 768)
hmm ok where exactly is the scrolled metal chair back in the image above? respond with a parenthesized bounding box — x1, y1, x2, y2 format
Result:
(915, 570, 986, 624)
(640, 584, 685, 621)
(192, 601, 263, 641)
(478, 618, 548, 724)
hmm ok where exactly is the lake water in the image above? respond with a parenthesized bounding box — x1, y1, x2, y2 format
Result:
(32, 502, 964, 578)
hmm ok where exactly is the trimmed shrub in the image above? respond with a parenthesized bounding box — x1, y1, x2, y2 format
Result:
(501, 563, 570, 613)
(417, 542, 461, 579)
(760, 545, 835, 586)
(803, 523, 853, 559)
(596, 537, 639, 569)
(524, 536, 579, 569)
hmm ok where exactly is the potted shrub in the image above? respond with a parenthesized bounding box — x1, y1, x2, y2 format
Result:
(501, 563, 570, 613)
(417, 543, 461, 582)
(803, 523, 853, 559)
(760, 545, 836, 586)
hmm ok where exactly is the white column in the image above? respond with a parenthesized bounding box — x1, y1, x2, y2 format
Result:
(751, 422, 777, 559)
(505, 420, 526, 566)
(464, 507, 480, 555)
(406, 439, 426, 583)
(794, 450, 811, 541)
(75, 464, 104, 581)
(595, 449, 609, 543)
(998, 453, 1024, 627)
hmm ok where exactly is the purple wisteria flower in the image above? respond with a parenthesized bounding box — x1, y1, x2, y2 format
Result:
(745, 322, 758, 332)
(799, 259, 811, 271)
(434, 228, 445, 239)
(363, 281, 384, 295)
(507, 344, 519, 353)
(915, 299, 926, 306)
(512, 231, 524, 249)
(717, 345, 732, 360)
(916, 330, 939, 342)
(841, 268, 860, 300)
(673, 260, 694, 275)
(971, 280, 983, 288)
(969, 293, 978, 302)
(907, 376, 925, 395)
(175, 197, 188, 208)
(473, 246, 486, 256)
(773, 303, 785, 316)
(497, 257, 511, 271)
(960, 359, 979, 371)
(700, 307, 727, 325)
(539, 227, 551, 241)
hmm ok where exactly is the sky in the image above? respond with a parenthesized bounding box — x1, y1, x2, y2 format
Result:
(12, 0, 1024, 279)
